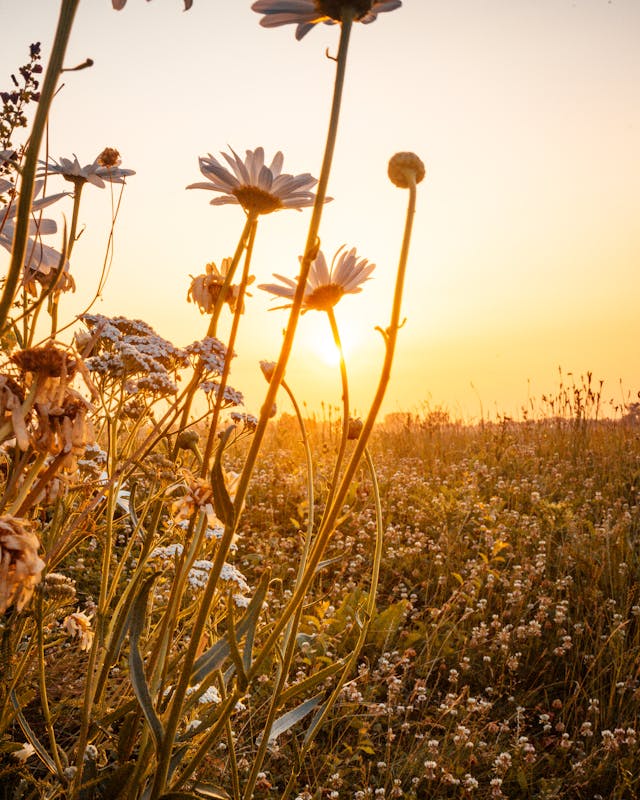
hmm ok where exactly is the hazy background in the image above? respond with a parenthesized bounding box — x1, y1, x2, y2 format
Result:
(3, 0, 639, 421)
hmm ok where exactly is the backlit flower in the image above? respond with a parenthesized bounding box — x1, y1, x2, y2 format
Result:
(187, 147, 320, 215)
(252, 0, 402, 40)
(63, 610, 94, 651)
(0, 515, 45, 613)
(388, 151, 426, 188)
(39, 151, 135, 188)
(259, 246, 375, 312)
(188, 258, 254, 315)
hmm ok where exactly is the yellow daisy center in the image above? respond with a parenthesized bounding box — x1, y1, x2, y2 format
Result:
(306, 283, 344, 311)
(233, 186, 284, 215)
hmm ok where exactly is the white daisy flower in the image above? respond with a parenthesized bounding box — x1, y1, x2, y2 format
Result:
(0, 182, 72, 294)
(39, 148, 135, 188)
(187, 146, 321, 215)
(259, 246, 375, 312)
(252, 0, 402, 40)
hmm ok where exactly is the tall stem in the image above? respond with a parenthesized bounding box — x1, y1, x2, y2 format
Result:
(250, 176, 418, 678)
(151, 16, 355, 799)
(49, 179, 83, 337)
(323, 305, 349, 514)
(0, 0, 79, 334)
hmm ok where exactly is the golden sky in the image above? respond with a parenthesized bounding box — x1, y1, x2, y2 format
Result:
(3, 1, 640, 421)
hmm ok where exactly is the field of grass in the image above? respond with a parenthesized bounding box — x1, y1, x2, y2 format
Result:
(3, 405, 639, 799)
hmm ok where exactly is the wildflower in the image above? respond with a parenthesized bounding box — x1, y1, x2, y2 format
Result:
(0, 516, 45, 614)
(252, 0, 402, 40)
(259, 246, 375, 312)
(187, 147, 320, 215)
(0, 374, 29, 450)
(63, 610, 94, 651)
(387, 151, 426, 188)
(188, 259, 254, 316)
(11, 743, 36, 762)
(39, 151, 135, 188)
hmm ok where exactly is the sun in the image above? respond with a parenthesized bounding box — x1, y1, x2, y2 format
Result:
(311, 323, 360, 367)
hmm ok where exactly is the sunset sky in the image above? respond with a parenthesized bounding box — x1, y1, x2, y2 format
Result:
(3, 1, 640, 422)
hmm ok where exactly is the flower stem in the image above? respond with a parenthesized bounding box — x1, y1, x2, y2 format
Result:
(323, 305, 349, 513)
(0, 0, 79, 334)
(150, 16, 355, 799)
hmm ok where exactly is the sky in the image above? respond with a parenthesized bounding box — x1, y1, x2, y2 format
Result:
(2, 0, 640, 422)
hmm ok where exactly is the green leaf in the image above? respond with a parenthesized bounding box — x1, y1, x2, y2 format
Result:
(279, 659, 346, 705)
(127, 572, 164, 754)
(191, 569, 270, 684)
(210, 426, 235, 527)
(10, 691, 57, 775)
(267, 693, 323, 745)
(367, 600, 409, 649)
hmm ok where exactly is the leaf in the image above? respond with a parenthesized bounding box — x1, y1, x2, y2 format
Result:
(267, 693, 323, 745)
(193, 784, 231, 799)
(10, 691, 56, 775)
(210, 426, 235, 527)
(367, 600, 409, 649)
(279, 659, 346, 705)
(451, 572, 464, 585)
(127, 572, 164, 754)
(191, 569, 270, 684)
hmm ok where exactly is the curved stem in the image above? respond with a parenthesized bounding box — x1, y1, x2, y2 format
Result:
(151, 17, 355, 799)
(323, 305, 349, 514)
(251, 176, 418, 679)
(49, 179, 83, 337)
(200, 217, 258, 476)
(0, 0, 79, 334)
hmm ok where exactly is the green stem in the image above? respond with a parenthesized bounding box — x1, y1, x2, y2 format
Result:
(0, 0, 79, 334)
(323, 306, 349, 514)
(250, 175, 418, 679)
(150, 18, 354, 797)
(49, 179, 83, 336)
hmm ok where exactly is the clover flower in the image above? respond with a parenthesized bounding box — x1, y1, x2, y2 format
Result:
(252, 0, 402, 40)
(259, 246, 375, 312)
(0, 515, 45, 613)
(187, 147, 320, 215)
(39, 150, 135, 189)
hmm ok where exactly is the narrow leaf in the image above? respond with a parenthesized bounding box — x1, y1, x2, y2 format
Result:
(127, 572, 164, 753)
(268, 693, 323, 745)
(192, 569, 270, 684)
(210, 426, 235, 527)
(279, 659, 346, 705)
(193, 784, 231, 799)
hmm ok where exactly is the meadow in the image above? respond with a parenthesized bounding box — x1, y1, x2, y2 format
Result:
(2, 2, 639, 798)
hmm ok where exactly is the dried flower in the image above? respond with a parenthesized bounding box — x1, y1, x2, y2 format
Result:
(0, 515, 45, 613)
(63, 610, 94, 651)
(259, 246, 375, 312)
(188, 258, 253, 315)
(252, 0, 402, 40)
(187, 147, 321, 215)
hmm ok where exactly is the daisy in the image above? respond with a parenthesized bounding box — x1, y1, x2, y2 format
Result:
(0, 183, 72, 294)
(259, 246, 375, 312)
(39, 148, 135, 188)
(188, 258, 254, 315)
(252, 0, 402, 40)
(187, 146, 320, 215)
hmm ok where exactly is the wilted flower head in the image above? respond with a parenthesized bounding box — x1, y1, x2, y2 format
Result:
(63, 610, 94, 651)
(40, 151, 135, 188)
(188, 258, 253, 315)
(259, 246, 375, 312)
(252, 0, 402, 39)
(0, 515, 45, 613)
(187, 147, 321, 215)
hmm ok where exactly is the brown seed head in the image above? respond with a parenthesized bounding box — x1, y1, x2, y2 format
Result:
(97, 147, 121, 168)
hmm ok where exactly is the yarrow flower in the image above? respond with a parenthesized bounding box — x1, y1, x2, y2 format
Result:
(39, 149, 135, 188)
(259, 246, 375, 312)
(252, 0, 402, 40)
(187, 147, 321, 215)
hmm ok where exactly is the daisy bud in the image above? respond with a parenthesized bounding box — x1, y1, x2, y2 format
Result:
(388, 152, 425, 188)
(260, 360, 277, 382)
(347, 417, 364, 440)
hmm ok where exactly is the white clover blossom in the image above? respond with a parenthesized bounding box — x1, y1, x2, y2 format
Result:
(252, 0, 402, 40)
(39, 150, 135, 188)
(187, 147, 321, 215)
(259, 246, 375, 312)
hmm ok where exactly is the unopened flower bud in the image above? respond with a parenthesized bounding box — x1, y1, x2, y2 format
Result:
(347, 417, 363, 440)
(260, 360, 277, 382)
(97, 147, 121, 168)
(176, 430, 200, 452)
(388, 152, 425, 188)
